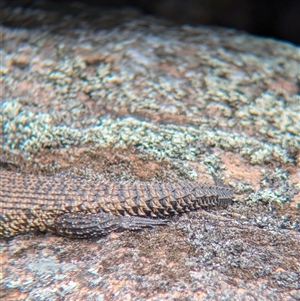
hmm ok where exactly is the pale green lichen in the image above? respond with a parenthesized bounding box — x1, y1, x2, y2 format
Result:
(2, 99, 294, 167)
(245, 168, 298, 204)
(200, 153, 228, 182)
(228, 181, 255, 195)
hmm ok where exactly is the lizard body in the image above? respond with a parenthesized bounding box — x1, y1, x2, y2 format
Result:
(0, 170, 233, 238)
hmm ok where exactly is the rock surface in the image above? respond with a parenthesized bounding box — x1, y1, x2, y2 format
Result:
(1, 2, 299, 300)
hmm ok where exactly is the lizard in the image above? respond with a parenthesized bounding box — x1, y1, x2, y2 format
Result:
(0, 169, 233, 238)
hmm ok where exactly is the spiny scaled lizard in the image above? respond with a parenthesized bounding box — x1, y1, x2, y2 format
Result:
(0, 170, 233, 238)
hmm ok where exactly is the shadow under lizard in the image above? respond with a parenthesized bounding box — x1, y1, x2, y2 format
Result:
(0, 170, 233, 238)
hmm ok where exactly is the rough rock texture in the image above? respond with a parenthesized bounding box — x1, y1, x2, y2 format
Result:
(1, 2, 299, 300)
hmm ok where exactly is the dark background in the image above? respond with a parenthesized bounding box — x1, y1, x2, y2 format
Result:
(2, 0, 300, 44)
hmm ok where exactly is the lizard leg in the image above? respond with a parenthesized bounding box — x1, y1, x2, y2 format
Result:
(53, 213, 169, 238)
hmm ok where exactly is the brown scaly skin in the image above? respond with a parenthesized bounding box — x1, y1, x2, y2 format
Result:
(0, 170, 233, 238)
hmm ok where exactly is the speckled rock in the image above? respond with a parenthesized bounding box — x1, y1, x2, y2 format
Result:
(1, 2, 299, 301)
